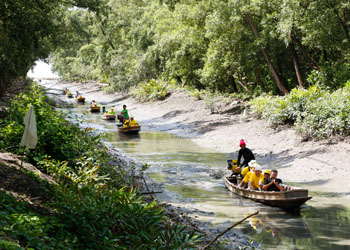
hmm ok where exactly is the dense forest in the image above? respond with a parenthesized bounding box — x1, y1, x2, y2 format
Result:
(52, 0, 350, 95)
(1, 0, 349, 96)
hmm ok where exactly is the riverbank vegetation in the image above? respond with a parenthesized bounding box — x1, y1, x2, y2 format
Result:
(250, 85, 350, 139)
(0, 83, 201, 249)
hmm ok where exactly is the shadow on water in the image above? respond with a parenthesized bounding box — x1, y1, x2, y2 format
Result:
(59, 102, 350, 250)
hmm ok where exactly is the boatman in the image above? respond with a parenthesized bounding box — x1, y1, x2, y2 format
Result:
(118, 105, 129, 123)
(237, 139, 255, 168)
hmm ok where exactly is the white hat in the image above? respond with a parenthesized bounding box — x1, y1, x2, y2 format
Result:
(248, 160, 257, 167)
(254, 165, 262, 171)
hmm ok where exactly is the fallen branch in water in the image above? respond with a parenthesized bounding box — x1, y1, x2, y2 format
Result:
(201, 210, 259, 250)
(142, 177, 154, 200)
(141, 191, 162, 195)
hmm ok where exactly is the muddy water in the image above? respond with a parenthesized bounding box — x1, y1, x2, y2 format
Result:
(60, 101, 350, 250)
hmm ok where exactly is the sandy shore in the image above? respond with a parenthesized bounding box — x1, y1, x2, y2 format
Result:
(53, 80, 350, 193)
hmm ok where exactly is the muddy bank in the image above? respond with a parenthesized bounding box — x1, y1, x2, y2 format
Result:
(51, 80, 350, 194)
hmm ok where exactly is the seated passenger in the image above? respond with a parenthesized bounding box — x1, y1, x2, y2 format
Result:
(262, 169, 283, 191)
(110, 108, 116, 115)
(91, 100, 96, 107)
(259, 169, 271, 190)
(129, 116, 138, 127)
(241, 160, 257, 177)
(123, 119, 130, 128)
(248, 165, 263, 190)
(104, 110, 109, 115)
(239, 161, 257, 188)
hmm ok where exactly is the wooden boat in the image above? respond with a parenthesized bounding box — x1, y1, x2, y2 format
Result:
(102, 114, 116, 120)
(225, 176, 312, 210)
(89, 106, 100, 112)
(75, 96, 85, 103)
(118, 125, 141, 134)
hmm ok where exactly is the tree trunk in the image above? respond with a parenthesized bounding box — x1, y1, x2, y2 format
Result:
(244, 14, 289, 95)
(229, 74, 238, 93)
(289, 32, 304, 88)
(255, 71, 265, 92)
(326, 0, 350, 42)
(96, 15, 115, 50)
(0, 65, 9, 98)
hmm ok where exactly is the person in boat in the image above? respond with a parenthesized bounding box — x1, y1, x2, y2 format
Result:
(110, 108, 116, 115)
(259, 169, 271, 190)
(228, 159, 241, 176)
(239, 160, 257, 188)
(237, 139, 255, 168)
(129, 116, 138, 127)
(104, 110, 109, 115)
(240, 159, 257, 178)
(91, 100, 97, 107)
(248, 164, 263, 190)
(102, 106, 106, 113)
(262, 169, 283, 191)
(123, 118, 130, 128)
(75, 91, 79, 98)
(118, 105, 129, 123)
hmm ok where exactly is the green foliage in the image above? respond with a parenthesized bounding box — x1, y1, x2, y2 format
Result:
(0, 191, 75, 249)
(49, 0, 350, 96)
(250, 86, 350, 138)
(53, 185, 201, 249)
(131, 79, 169, 102)
(0, 186, 201, 250)
(0, 0, 60, 96)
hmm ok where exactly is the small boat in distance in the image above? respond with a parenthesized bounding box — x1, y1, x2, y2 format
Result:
(102, 114, 116, 120)
(118, 125, 141, 134)
(89, 106, 100, 112)
(75, 95, 85, 103)
(225, 176, 312, 210)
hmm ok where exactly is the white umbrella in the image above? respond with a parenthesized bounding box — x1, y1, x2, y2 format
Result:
(20, 106, 38, 149)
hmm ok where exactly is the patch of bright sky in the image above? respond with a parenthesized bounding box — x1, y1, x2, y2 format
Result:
(27, 61, 59, 79)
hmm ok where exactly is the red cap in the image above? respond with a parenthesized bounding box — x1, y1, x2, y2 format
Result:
(240, 139, 246, 146)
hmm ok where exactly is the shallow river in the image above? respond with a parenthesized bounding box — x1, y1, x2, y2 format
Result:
(61, 100, 350, 250)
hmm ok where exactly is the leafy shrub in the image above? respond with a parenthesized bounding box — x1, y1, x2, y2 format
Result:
(55, 186, 201, 249)
(250, 86, 350, 138)
(0, 191, 76, 249)
(132, 79, 169, 102)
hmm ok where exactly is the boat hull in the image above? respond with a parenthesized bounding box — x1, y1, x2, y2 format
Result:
(76, 97, 85, 103)
(89, 106, 100, 112)
(225, 177, 311, 210)
(118, 125, 141, 134)
(102, 114, 116, 120)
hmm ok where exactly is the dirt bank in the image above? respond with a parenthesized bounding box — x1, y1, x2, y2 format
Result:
(52, 80, 350, 193)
